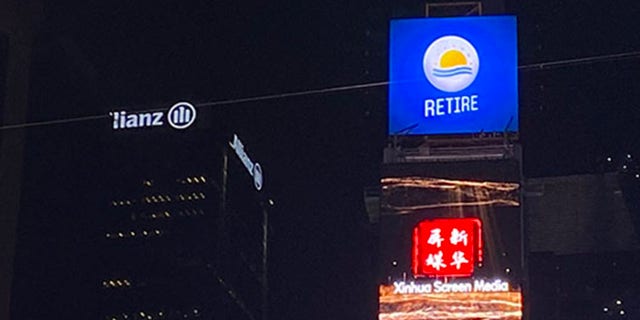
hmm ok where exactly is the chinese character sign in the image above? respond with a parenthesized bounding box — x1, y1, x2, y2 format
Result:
(412, 218, 482, 277)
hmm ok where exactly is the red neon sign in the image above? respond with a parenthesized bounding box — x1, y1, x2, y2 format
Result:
(412, 217, 482, 278)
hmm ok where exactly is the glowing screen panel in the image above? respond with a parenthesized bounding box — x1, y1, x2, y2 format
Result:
(379, 159, 523, 320)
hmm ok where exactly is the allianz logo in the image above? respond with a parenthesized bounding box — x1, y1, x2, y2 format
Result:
(110, 101, 197, 130)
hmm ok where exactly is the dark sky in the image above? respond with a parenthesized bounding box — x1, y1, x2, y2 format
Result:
(31, 0, 640, 177)
(37, 1, 373, 107)
(16, 1, 640, 319)
(26, 2, 382, 320)
(517, 1, 640, 177)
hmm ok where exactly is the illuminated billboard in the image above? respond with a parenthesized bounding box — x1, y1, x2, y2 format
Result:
(109, 101, 197, 130)
(388, 16, 518, 135)
(379, 160, 523, 320)
(380, 281, 522, 320)
(412, 217, 482, 278)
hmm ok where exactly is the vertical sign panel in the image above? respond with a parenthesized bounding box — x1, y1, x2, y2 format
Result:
(389, 16, 518, 135)
(379, 159, 523, 320)
(412, 217, 481, 277)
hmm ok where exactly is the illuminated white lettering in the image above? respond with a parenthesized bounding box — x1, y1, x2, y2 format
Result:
(230, 134, 253, 173)
(425, 100, 435, 117)
(110, 101, 195, 130)
(433, 280, 472, 293)
(461, 96, 470, 111)
(111, 111, 120, 129)
(423, 95, 479, 118)
(454, 97, 461, 113)
(110, 111, 164, 130)
(473, 279, 509, 292)
(152, 112, 163, 126)
(436, 99, 445, 116)
(393, 281, 432, 294)
(229, 134, 264, 191)
(125, 114, 137, 128)
(392, 279, 511, 295)
(138, 113, 152, 126)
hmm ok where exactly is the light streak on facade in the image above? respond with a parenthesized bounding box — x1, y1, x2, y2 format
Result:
(379, 285, 522, 320)
(381, 177, 519, 214)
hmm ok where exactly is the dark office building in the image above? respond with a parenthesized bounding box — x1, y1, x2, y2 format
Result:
(525, 173, 640, 319)
(11, 102, 269, 320)
(95, 129, 221, 320)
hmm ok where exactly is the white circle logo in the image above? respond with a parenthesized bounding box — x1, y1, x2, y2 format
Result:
(167, 102, 197, 129)
(423, 36, 479, 92)
(252, 163, 263, 191)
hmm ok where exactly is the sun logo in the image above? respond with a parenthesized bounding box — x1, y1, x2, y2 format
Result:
(423, 35, 479, 92)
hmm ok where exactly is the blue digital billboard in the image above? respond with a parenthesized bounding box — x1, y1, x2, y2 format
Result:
(389, 16, 518, 135)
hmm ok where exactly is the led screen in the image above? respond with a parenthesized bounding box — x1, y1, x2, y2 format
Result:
(412, 217, 482, 278)
(379, 159, 523, 320)
(388, 16, 518, 135)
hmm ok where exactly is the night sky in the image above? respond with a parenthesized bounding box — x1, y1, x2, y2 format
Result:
(13, 0, 640, 319)
(31, 0, 640, 176)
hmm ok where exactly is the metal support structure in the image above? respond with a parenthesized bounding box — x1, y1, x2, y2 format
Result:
(426, 1, 482, 17)
(262, 204, 269, 320)
(218, 146, 228, 270)
(221, 141, 269, 320)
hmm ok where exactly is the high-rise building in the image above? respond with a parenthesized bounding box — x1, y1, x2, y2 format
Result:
(96, 132, 219, 320)
(12, 105, 269, 320)
(374, 2, 522, 319)
(94, 119, 268, 320)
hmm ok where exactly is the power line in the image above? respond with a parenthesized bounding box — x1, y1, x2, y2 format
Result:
(197, 81, 389, 108)
(1, 51, 640, 131)
(0, 114, 107, 130)
(517, 50, 640, 71)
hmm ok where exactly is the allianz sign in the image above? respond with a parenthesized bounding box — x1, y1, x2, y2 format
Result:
(110, 101, 197, 130)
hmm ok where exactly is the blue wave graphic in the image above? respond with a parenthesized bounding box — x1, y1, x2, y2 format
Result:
(433, 71, 473, 77)
(433, 66, 473, 77)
